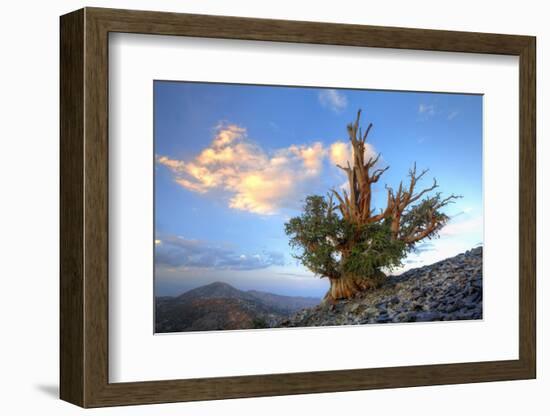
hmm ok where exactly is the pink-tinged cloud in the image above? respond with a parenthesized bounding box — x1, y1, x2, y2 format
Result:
(157, 123, 378, 215)
(157, 124, 328, 214)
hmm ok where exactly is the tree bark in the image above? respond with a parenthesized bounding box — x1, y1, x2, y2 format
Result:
(325, 272, 385, 301)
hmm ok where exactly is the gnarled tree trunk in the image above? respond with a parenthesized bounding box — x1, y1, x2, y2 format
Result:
(325, 271, 385, 301)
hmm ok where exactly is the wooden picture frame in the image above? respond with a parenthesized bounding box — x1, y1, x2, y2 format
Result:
(60, 7, 536, 408)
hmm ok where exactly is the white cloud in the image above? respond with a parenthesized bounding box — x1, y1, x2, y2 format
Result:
(318, 89, 348, 112)
(418, 104, 459, 121)
(440, 215, 483, 237)
(392, 214, 483, 273)
(395, 238, 474, 273)
(447, 110, 459, 120)
(329, 140, 377, 167)
(418, 103, 436, 117)
(157, 124, 344, 215)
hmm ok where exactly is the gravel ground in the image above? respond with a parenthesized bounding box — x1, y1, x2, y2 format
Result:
(280, 246, 483, 327)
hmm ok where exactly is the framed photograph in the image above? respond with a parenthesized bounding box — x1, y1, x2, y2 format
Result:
(60, 7, 536, 408)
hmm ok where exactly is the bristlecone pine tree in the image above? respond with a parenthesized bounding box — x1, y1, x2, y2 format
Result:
(285, 110, 460, 301)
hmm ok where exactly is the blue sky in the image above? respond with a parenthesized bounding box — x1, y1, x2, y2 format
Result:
(154, 81, 483, 298)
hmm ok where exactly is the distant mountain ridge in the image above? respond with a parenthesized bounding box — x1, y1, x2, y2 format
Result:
(176, 281, 254, 302)
(155, 282, 320, 333)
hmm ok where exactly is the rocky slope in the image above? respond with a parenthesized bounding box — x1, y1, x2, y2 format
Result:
(155, 282, 320, 333)
(280, 247, 483, 327)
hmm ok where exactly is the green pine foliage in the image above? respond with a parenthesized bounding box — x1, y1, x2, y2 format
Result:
(285, 195, 407, 281)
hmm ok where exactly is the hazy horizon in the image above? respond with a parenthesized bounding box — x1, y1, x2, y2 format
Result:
(155, 241, 483, 298)
(155, 279, 324, 299)
(154, 81, 483, 298)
